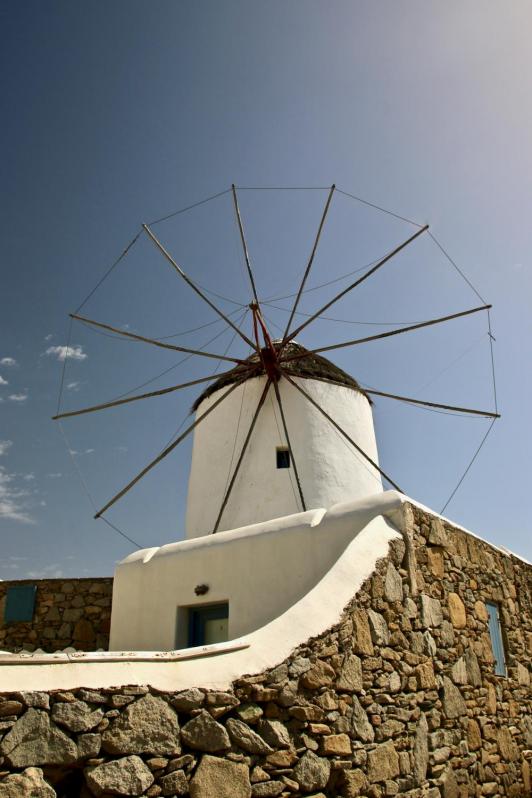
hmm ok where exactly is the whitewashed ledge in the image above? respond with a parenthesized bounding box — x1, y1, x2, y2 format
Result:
(0, 640, 250, 666)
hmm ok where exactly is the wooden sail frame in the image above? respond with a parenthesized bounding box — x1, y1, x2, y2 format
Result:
(55, 185, 499, 534)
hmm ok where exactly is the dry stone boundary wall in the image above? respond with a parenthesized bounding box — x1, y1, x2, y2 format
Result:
(0, 506, 530, 797)
(0, 578, 112, 653)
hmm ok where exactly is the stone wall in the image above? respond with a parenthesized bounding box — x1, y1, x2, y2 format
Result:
(0, 578, 113, 653)
(0, 505, 530, 797)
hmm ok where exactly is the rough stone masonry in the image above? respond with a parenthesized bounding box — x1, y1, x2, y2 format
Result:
(0, 578, 112, 653)
(0, 504, 530, 797)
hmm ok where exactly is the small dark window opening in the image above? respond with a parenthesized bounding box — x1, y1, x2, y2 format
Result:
(276, 447, 290, 469)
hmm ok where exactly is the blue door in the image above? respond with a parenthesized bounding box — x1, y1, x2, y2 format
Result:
(188, 603, 229, 647)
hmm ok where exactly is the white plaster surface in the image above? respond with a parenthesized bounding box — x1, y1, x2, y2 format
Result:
(0, 495, 403, 692)
(185, 375, 382, 538)
(110, 489, 388, 651)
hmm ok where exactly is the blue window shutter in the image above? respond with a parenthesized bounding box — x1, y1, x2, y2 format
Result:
(4, 585, 37, 623)
(486, 602, 506, 677)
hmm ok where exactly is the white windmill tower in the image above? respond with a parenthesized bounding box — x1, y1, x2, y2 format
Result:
(185, 335, 384, 539)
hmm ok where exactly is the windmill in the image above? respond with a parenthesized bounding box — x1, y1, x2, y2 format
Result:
(53, 185, 499, 540)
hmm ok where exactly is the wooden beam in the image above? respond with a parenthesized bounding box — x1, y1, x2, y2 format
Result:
(273, 378, 306, 511)
(94, 375, 248, 519)
(364, 387, 500, 418)
(284, 372, 500, 419)
(281, 305, 491, 361)
(231, 184, 260, 307)
(280, 369, 403, 492)
(286, 224, 429, 341)
(71, 313, 246, 365)
(212, 378, 272, 533)
(52, 365, 255, 420)
(142, 223, 258, 351)
(281, 184, 335, 343)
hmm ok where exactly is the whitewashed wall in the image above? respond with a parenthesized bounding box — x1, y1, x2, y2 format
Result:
(109, 491, 395, 651)
(185, 375, 382, 538)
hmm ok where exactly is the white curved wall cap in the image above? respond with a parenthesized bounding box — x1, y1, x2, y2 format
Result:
(0, 640, 250, 666)
(119, 508, 327, 566)
(0, 514, 399, 692)
(119, 490, 404, 569)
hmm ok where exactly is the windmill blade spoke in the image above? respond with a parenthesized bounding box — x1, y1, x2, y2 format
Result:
(231, 184, 260, 307)
(71, 313, 246, 364)
(280, 369, 403, 492)
(286, 224, 429, 342)
(282, 371, 500, 419)
(273, 378, 306, 511)
(364, 388, 500, 418)
(281, 184, 335, 343)
(142, 223, 258, 351)
(212, 377, 272, 533)
(52, 365, 254, 420)
(281, 304, 491, 361)
(94, 375, 249, 519)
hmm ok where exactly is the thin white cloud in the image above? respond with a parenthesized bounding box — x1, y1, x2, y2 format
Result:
(0, 441, 12, 456)
(0, 358, 16, 367)
(23, 473, 35, 481)
(47, 472, 62, 478)
(44, 345, 87, 362)
(44, 334, 53, 341)
(0, 467, 35, 524)
(0, 376, 8, 386)
(8, 394, 28, 403)
(66, 381, 80, 391)
(26, 567, 63, 578)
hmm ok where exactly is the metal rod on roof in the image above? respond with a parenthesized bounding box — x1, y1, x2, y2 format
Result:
(212, 377, 273, 533)
(71, 313, 246, 365)
(285, 224, 429, 342)
(280, 369, 403, 492)
(280, 305, 491, 361)
(364, 387, 501, 418)
(273, 378, 307, 511)
(142, 223, 258, 352)
(231, 184, 261, 308)
(52, 365, 255, 420)
(94, 375, 249, 519)
(281, 184, 335, 344)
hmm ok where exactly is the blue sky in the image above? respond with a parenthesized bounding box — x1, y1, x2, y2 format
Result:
(1, 0, 531, 578)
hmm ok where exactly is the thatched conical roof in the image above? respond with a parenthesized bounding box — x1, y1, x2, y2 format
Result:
(193, 341, 369, 410)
